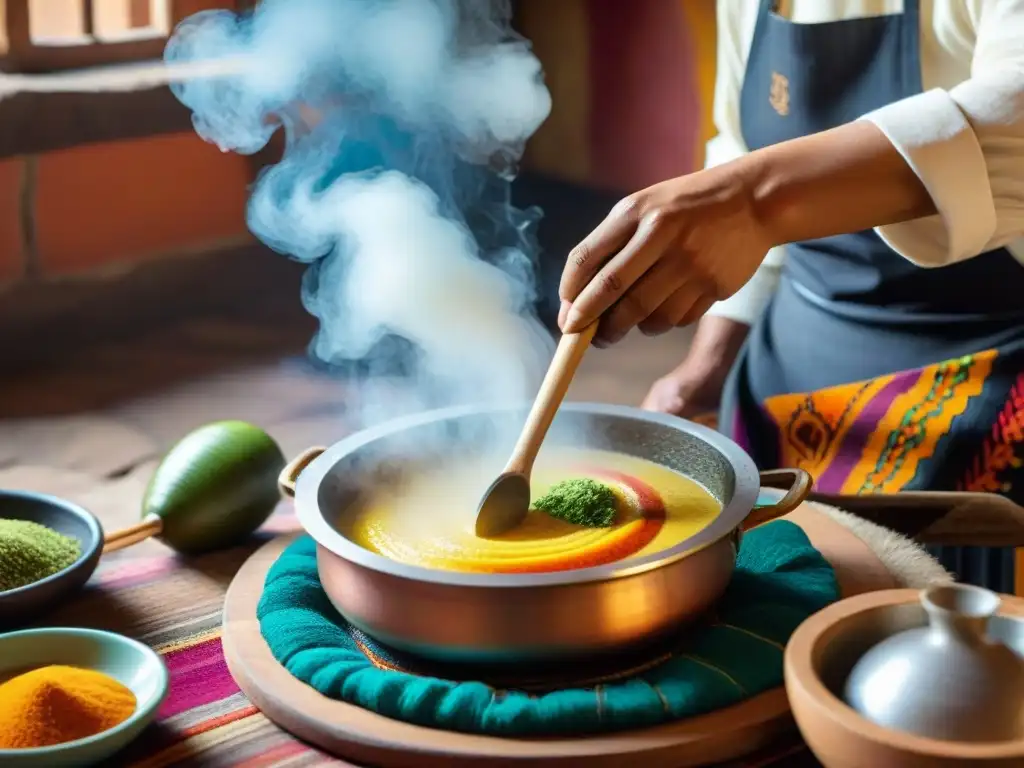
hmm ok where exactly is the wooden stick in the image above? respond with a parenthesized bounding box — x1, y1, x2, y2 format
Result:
(474, 322, 598, 537)
(103, 515, 163, 553)
(505, 321, 599, 477)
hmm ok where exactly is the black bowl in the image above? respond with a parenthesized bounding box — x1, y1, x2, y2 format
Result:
(0, 491, 104, 627)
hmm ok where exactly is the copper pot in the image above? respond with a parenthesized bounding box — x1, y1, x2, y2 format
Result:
(278, 403, 810, 663)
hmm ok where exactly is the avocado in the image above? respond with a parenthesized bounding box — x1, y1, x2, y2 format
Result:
(142, 421, 286, 554)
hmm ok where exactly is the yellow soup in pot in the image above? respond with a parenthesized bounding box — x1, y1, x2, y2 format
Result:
(341, 448, 723, 573)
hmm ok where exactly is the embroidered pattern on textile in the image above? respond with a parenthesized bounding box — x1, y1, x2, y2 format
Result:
(845, 354, 991, 494)
(762, 380, 883, 473)
(960, 372, 1024, 494)
(762, 352, 996, 494)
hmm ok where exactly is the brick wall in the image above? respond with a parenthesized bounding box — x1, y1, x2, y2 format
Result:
(0, 0, 716, 283)
(0, 131, 253, 286)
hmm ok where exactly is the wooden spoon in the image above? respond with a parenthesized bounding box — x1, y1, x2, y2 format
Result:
(474, 321, 599, 538)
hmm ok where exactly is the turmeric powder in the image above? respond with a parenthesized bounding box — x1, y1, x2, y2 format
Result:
(0, 665, 136, 749)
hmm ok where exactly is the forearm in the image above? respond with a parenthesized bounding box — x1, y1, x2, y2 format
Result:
(683, 315, 750, 377)
(737, 120, 937, 248)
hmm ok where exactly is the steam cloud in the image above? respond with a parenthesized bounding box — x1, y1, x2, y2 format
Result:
(165, 0, 555, 427)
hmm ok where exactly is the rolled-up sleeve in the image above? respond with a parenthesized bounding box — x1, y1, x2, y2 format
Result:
(706, 248, 784, 325)
(862, 0, 1024, 266)
(705, 0, 783, 326)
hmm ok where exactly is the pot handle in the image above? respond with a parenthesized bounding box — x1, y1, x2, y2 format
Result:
(741, 468, 814, 530)
(278, 446, 326, 498)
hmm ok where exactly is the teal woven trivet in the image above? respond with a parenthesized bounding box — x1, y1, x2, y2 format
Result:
(257, 520, 838, 736)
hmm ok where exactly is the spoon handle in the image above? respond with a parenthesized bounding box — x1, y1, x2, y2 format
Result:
(506, 321, 599, 476)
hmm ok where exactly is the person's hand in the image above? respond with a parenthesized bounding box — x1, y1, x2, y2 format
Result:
(557, 162, 772, 346)
(641, 316, 751, 417)
(642, 367, 725, 418)
(557, 121, 936, 347)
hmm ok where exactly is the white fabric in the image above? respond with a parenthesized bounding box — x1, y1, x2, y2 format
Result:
(705, 0, 1024, 326)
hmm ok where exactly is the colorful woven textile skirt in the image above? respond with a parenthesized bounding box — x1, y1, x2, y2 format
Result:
(726, 334, 1024, 592)
(720, 267, 1024, 593)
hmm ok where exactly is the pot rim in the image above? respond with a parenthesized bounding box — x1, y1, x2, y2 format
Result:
(294, 401, 760, 588)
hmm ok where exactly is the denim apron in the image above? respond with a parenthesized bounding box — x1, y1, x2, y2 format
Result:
(719, 0, 1024, 592)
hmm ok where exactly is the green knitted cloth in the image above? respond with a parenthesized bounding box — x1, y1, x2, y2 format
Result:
(257, 521, 838, 736)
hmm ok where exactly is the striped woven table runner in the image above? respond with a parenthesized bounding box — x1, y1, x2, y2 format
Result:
(42, 511, 817, 767)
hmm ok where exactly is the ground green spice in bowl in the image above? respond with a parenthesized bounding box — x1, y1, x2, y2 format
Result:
(0, 519, 82, 592)
(533, 478, 618, 528)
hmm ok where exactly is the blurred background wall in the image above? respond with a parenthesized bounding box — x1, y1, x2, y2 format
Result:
(0, 0, 717, 288)
(519, 0, 717, 191)
(0, 1, 255, 285)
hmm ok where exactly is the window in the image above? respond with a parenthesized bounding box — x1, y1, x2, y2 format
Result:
(28, 0, 170, 45)
(0, 2, 9, 60)
(2, 1, 244, 73)
(0, 1, 250, 156)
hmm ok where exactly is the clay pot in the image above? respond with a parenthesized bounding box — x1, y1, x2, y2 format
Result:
(844, 584, 1024, 742)
(785, 588, 1024, 767)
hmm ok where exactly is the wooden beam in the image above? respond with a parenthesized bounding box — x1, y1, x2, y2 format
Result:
(130, 0, 151, 28)
(82, 0, 95, 36)
(0, 1, 258, 155)
(0, 0, 10, 60)
(0, 79, 194, 157)
(4, 0, 30, 66)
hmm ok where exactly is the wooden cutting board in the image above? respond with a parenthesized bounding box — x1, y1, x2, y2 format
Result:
(221, 535, 795, 767)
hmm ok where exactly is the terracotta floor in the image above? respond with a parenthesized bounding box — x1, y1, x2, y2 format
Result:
(0, 187, 693, 541)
